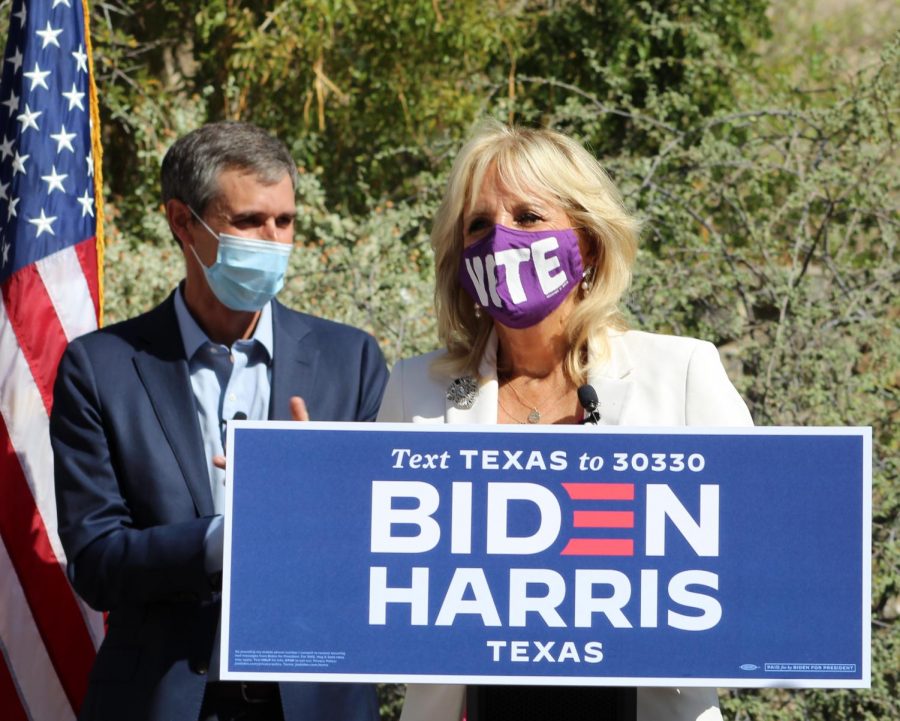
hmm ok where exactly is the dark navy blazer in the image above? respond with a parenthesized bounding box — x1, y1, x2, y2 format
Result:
(51, 292, 388, 721)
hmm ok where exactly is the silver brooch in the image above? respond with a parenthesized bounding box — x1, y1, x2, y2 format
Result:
(446, 376, 479, 410)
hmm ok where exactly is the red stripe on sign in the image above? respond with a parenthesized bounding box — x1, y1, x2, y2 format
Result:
(561, 539, 634, 556)
(573, 511, 634, 528)
(0, 416, 94, 713)
(73, 237, 101, 322)
(562, 483, 635, 501)
(0, 653, 29, 721)
(1, 266, 71, 415)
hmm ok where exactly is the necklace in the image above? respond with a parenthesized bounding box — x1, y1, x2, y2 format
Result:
(501, 375, 569, 424)
(497, 394, 533, 424)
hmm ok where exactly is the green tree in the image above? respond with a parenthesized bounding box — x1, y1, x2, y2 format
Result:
(512, 0, 770, 154)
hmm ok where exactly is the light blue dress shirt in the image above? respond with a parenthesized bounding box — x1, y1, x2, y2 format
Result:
(173, 287, 274, 514)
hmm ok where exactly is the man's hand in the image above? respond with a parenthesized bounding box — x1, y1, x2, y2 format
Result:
(212, 396, 309, 469)
(290, 395, 309, 422)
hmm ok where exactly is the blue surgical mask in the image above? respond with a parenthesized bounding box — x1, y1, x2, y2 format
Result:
(188, 207, 292, 312)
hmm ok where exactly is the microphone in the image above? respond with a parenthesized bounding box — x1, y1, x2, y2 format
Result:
(220, 411, 248, 443)
(577, 385, 601, 425)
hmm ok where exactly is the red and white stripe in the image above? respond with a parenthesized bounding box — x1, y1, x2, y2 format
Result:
(0, 239, 103, 719)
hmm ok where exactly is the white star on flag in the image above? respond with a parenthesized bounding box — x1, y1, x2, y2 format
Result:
(11, 150, 29, 175)
(0, 135, 14, 160)
(16, 103, 41, 132)
(6, 48, 24, 73)
(77, 189, 94, 218)
(23, 61, 51, 91)
(72, 44, 88, 73)
(86, 150, 94, 176)
(41, 165, 68, 194)
(53, 0, 72, 8)
(1, 89, 19, 113)
(12, 3, 26, 24)
(62, 83, 85, 110)
(50, 125, 77, 153)
(7, 196, 19, 220)
(0, 239, 9, 266)
(36, 21, 64, 49)
(28, 208, 57, 237)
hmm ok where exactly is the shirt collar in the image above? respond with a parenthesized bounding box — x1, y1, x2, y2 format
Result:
(174, 286, 274, 361)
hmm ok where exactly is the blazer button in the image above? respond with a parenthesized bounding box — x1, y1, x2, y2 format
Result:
(191, 660, 208, 675)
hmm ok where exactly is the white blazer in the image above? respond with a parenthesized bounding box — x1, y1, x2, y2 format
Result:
(377, 329, 753, 721)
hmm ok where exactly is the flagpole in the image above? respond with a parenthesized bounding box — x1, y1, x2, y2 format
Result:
(81, 0, 103, 325)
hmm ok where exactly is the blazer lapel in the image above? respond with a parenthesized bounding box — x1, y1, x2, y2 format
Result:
(269, 301, 317, 421)
(446, 331, 499, 424)
(586, 331, 635, 426)
(133, 295, 214, 517)
(445, 378, 499, 424)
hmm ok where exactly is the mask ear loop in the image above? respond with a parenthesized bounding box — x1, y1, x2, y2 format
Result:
(187, 205, 221, 242)
(185, 205, 221, 270)
(188, 242, 212, 271)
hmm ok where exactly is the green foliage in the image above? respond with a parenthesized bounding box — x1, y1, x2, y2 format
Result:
(287, 167, 438, 360)
(89, 1, 773, 216)
(128, 0, 523, 212)
(92, 3, 898, 720)
(513, 0, 770, 154)
(88, 1, 207, 247)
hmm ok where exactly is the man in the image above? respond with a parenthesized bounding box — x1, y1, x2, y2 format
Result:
(51, 122, 388, 721)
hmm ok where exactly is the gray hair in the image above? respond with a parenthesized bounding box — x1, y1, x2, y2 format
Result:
(161, 121, 299, 213)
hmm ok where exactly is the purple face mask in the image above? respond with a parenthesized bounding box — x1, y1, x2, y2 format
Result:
(459, 224, 584, 329)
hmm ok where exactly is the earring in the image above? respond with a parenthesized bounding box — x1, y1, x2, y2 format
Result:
(474, 303, 482, 319)
(581, 267, 594, 292)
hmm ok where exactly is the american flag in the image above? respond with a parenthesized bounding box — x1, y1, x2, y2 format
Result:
(0, 0, 104, 718)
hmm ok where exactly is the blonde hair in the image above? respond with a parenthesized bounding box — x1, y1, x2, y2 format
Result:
(432, 120, 640, 383)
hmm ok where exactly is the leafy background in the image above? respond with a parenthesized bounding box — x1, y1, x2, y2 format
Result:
(6, 0, 896, 718)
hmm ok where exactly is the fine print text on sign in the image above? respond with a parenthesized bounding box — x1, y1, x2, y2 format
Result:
(221, 424, 871, 688)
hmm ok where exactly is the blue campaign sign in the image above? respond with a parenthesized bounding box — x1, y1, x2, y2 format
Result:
(220, 424, 871, 688)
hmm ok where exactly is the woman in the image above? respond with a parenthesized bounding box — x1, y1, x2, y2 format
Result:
(377, 120, 752, 721)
